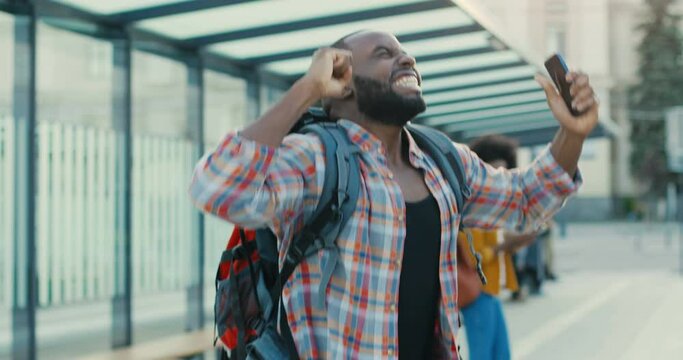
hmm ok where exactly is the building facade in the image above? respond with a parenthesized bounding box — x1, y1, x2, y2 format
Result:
(478, 0, 683, 220)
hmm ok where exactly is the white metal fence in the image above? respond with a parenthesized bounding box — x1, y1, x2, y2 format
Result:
(0, 117, 239, 308)
(35, 122, 117, 305)
(131, 135, 194, 296)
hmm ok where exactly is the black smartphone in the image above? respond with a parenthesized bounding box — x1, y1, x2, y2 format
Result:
(544, 54, 581, 116)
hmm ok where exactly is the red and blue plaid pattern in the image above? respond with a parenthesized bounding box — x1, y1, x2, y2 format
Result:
(190, 120, 580, 359)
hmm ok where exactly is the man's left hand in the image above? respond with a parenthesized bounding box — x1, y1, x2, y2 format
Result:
(536, 71, 599, 139)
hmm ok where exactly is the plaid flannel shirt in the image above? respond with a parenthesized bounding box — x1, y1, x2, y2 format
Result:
(189, 119, 580, 359)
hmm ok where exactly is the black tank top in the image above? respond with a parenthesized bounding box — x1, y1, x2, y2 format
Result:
(398, 195, 442, 359)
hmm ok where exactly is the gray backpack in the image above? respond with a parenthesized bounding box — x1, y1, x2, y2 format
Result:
(215, 109, 485, 360)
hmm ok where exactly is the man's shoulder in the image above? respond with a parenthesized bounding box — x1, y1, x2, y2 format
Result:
(281, 132, 325, 155)
(281, 123, 357, 161)
(285, 121, 357, 149)
(449, 140, 470, 153)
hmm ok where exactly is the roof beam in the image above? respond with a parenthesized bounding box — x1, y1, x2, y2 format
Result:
(32, 0, 125, 38)
(22, 0, 294, 88)
(111, 0, 257, 24)
(461, 124, 611, 144)
(421, 60, 526, 80)
(436, 109, 551, 131)
(422, 99, 547, 120)
(426, 87, 541, 108)
(416, 46, 494, 63)
(442, 112, 554, 133)
(429, 102, 549, 125)
(398, 23, 483, 42)
(185, 0, 450, 46)
(459, 123, 564, 146)
(243, 32, 495, 64)
(33, 0, 115, 25)
(269, 25, 489, 78)
(422, 75, 532, 95)
(461, 118, 554, 134)
(0, 0, 31, 14)
(280, 49, 508, 80)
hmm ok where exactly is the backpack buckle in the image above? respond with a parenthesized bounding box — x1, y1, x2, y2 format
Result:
(330, 204, 343, 222)
(285, 245, 303, 265)
(250, 316, 267, 335)
(231, 244, 246, 259)
(313, 237, 324, 250)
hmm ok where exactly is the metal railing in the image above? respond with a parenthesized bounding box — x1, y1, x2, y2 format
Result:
(131, 134, 195, 296)
(36, 122, 117, 305)
(0, 117, 237, 308)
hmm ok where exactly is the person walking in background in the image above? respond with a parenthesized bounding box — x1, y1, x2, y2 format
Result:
(544, 221, 559, 281)
(514, 222, 554, 297)
(457, 134, 538, 360)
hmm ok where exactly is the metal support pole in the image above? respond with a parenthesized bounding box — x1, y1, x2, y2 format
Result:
(680, 221, 683, 276)
(186, 58, 205, 332)
(111, 36, 133, 348)
(665, 182, 677, 248)
(12, 7, 37, 360)
(247, 74, 261, 120)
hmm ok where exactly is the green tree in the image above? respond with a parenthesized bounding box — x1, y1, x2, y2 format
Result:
(629, 0, 683, 196)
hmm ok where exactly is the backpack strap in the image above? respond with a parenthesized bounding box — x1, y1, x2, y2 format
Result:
(406, 124, 487, 285)
(317, 125, 361, 307)
(247, 121, 359, 358)
(406, 124, 469, 210)
(280, 122, 360, 308)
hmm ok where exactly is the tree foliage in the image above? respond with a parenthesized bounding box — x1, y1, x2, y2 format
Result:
(629, 0, 683, 195)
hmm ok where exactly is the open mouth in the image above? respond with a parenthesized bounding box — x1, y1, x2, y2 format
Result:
(392, 73, 421, 92)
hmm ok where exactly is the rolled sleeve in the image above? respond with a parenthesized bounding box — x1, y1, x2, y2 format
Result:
(460, 143, 581, 232)
(189, 132, 324, 231)
(189, 133, 277, 225)
(531, 145, 582, 198)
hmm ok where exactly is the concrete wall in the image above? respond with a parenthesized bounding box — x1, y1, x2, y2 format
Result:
(518, 137, 612, 195)
(518, 137, 615, 220)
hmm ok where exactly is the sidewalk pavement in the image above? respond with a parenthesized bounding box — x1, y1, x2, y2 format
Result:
(2, 222, 683, 359)
(459, 222, 683, 360)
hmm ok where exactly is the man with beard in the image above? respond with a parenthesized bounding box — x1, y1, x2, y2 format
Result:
(190, 30, 597, 359)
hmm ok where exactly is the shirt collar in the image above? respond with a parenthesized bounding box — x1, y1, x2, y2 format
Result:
(337, 119, 427, 165)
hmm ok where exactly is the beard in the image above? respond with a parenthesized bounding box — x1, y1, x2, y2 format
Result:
(353, 75, 426, 127)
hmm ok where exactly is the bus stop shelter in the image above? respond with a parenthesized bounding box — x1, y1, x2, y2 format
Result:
(0, 0, 614, 358)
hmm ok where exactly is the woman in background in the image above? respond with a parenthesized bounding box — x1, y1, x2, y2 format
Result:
(457, 135, 537, 360)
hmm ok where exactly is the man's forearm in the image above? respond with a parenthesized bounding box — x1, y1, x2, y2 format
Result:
(549, 126, 584, 178)
(497, 232, 537, 254)
(240, 78, 320, 148)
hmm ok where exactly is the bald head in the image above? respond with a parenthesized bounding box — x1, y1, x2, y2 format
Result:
(331, 30, 401, 53)
(324, 30, 426, 126)
(330, 30, 368, 50)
